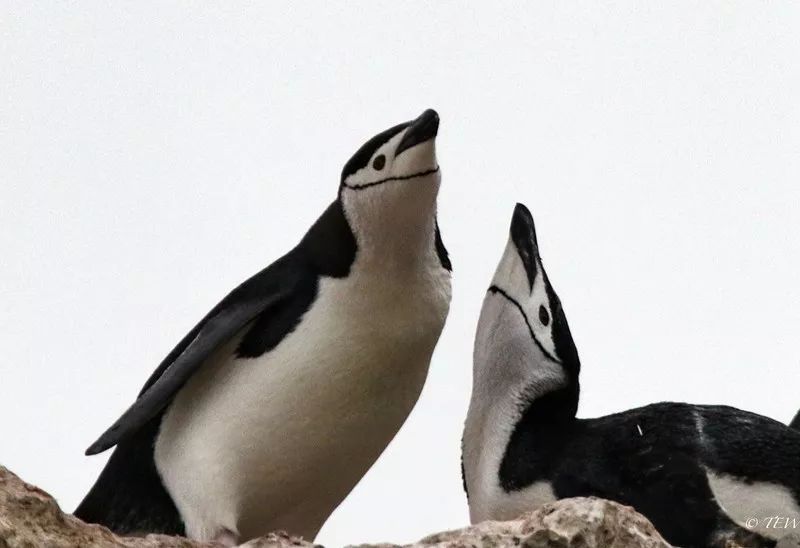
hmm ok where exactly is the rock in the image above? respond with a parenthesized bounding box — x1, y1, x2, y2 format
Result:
(0, 466, 313, 548)
(1, 465, 669, 547)
(409, 497, 670, 548)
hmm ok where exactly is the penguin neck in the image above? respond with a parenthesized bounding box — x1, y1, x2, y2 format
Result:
(347, 208, 440, 276)
(496, 382, 579, 493)
(463, 349, 579, 517)
(515, 379, 580, 426)
(359, 217, 438, 274)
(467, 352, 580, 448)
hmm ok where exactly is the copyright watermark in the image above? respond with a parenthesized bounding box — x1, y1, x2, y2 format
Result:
(745, 516, 800, 529)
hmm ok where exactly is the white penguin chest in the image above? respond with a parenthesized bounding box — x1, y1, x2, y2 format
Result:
(154, 267, 450, 540)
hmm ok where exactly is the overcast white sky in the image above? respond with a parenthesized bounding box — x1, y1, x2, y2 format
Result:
(2, 3, 799, 546)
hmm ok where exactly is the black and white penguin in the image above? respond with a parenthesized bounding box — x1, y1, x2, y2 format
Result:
(76, 109, 452, 544)
(462, 203, 800, 548)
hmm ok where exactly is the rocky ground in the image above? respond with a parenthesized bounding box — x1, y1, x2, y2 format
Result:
(1, 464, 793, 548)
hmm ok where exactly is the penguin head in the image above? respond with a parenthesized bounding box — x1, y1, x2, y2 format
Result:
(339, 109, 441, 253)
(474, 204, 580, 388)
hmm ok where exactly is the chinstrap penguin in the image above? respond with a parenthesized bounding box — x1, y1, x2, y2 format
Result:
(462, 203, 800, 548)
(76, 109, 452, 544)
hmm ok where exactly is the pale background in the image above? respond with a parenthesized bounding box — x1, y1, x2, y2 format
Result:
(2, 3, 799, 546)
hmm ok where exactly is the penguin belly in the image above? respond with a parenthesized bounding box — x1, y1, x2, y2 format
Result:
(154, 270, 450, 541)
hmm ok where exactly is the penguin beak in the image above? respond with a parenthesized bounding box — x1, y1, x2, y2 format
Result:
(396, 109, 440, 156)
(510, 203, 539, 291)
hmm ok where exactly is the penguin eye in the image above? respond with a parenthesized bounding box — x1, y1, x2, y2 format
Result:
(372, 154, 386, 171)
(539, 305, 550, 326)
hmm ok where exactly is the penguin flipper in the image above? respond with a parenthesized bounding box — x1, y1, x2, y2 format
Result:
(85, 259, 299, 456)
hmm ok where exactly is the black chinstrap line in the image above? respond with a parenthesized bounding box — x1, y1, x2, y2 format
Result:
(340, 166, 440, 191)
(488, 285, 562, 365)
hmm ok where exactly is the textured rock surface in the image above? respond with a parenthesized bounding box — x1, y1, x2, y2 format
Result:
(0, 466, 312, 548)
(408, 497, 670, 548)
(0, 465, 671, 547)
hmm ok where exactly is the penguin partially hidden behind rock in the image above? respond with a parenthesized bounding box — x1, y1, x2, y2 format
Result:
(462, 203, 800, 548)
(76, 109, 452, 544)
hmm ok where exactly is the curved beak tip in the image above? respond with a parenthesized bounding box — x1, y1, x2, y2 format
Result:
(512, 203, 534, 229)
(396, 108, 440, 155)
(510, 202, 539, 251)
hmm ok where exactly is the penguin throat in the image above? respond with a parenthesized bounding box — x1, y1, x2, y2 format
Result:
(354, 216, 439, 273)
(340, 194, 440, 272)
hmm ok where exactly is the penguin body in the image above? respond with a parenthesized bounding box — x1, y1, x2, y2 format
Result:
(462, 204, 800, 548)
(77, 110, 451, 543)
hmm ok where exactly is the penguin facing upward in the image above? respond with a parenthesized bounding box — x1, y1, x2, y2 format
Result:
(76, 109, 452, 544)
(462, 203, 800, 548)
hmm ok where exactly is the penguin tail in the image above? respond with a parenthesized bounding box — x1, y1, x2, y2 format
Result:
(74, 417, 184, 536)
